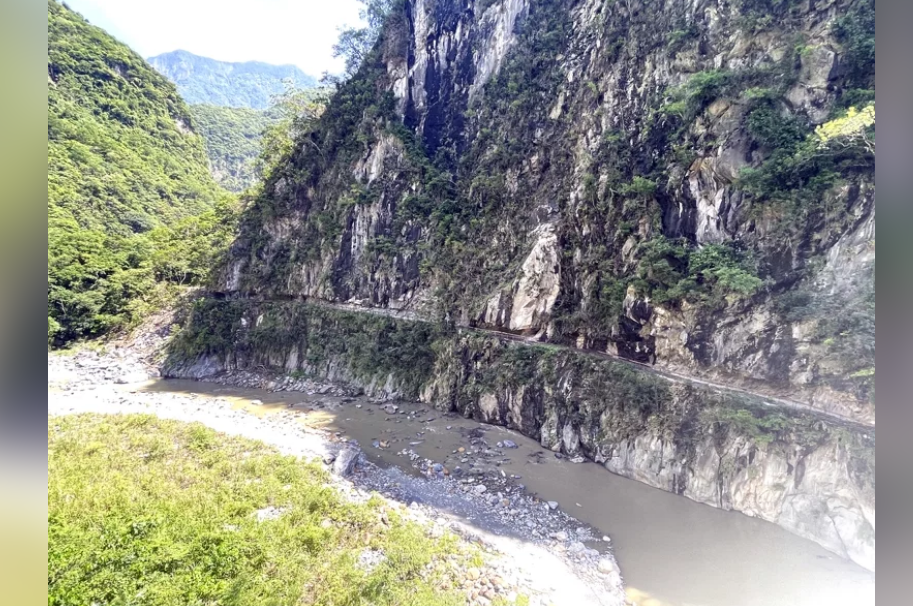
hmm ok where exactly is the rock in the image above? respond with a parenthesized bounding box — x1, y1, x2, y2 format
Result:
(503, 440, 518, 449)
(250, 400, 264, 407)
(550, 531, 569, 542)
(547, 501, 560, 511)
(115, 371, 149, 384)
(603, 536, 612, 543)
(467, 567, 482, 581)
(333, 445, 362, 477)
(254, 506, 286, 522)
(358, 548, 387, 573)
(474, 485, 488, 495)
(598, 557, 622, 579)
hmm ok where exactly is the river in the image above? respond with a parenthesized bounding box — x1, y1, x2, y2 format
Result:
(140, 379, 876, 606)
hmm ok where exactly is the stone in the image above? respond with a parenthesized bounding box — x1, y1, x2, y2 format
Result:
(115, 371, 149, 385)
(547, 501, 560, 511)
(333, 445, 362, 477)
(598, 557, 621, 578)
(503, 440, 518, 449)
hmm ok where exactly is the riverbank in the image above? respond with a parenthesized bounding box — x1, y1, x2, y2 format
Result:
(48, 349, 627, 606)
(163, 299, 876, 572)
(48, 319, 875, 606)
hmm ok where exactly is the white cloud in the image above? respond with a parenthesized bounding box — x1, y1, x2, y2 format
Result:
(62, 0, 365, 76)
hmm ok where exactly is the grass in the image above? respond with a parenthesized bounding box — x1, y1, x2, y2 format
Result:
(48, 414, 477, 606)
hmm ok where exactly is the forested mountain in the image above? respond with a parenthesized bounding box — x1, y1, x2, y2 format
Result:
(148, 50, 317, 109)
(188, 104, 279, 192)
(48, 0, 235, 345)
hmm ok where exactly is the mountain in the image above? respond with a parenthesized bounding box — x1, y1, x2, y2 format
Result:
(168, 0, 875, 570)
(148, 50, 317, 109)
(48, 0, 232, 344)
(188, 104, 279, 192)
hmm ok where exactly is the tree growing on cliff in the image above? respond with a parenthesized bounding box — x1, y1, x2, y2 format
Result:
(815, 104, 876, 156)
(333, 0, 397, 79)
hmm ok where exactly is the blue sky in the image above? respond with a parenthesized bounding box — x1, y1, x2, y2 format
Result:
(63, 0, 364, 76)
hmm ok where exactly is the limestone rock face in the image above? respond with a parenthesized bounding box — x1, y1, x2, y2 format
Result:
(220, 0, 874, 425)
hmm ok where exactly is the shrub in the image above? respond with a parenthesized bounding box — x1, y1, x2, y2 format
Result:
(48, 317, 62, 344)
(622, 176, 658, 198)
(48, 415, 468, 606)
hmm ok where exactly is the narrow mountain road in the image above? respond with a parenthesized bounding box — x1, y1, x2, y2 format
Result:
(237, 296, 875, 434)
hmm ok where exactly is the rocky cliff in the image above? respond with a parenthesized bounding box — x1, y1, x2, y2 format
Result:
(222, 0, 875, 424)
(173, 0, 876, 569)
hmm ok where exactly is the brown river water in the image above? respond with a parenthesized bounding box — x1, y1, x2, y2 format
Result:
(139, 379, 875, 606)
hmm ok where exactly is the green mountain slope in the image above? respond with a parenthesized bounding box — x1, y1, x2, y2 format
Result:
(48, 0, 234, 345)
(48, 0, 219, 232)
(188, 104, 280, 192)
(148, 50, 317, 109)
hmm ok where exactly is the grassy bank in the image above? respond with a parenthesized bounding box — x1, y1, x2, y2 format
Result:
(48, 414, 475, 606)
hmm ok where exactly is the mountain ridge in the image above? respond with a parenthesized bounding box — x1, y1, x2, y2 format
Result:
(148, 50, 317, 109)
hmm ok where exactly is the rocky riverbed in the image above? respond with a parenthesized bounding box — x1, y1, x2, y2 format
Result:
(48, 348, 627, 606)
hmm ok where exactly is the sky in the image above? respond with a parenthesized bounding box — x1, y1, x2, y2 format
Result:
(63, 0, 365, 76)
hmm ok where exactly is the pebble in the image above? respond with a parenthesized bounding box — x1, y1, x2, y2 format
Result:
(548, 501, 560, 511)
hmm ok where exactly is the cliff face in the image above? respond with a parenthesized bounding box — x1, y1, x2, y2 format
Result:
(177, 0, 876, 570)
(224, 0, 875, 425)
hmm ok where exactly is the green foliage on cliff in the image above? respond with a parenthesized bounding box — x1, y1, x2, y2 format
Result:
(47, 1, 234, 346)
(173, 300, 440, 397)
(49, 414, 466, 606)
(49, 200, 240, 344)
(833, 0, 875, 92)
(632, 239, 764, 308)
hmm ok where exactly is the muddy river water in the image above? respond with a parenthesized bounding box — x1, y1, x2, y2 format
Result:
(140, 379, 875, 606)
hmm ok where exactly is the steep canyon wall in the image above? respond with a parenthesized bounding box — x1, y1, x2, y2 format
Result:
(176, 0, 876, 569)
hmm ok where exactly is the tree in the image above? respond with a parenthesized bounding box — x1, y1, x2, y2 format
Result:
(815, 104, 875, 155)
(257, 84, 330, 178)
(48, 317, 62, 345)
(333, 0, 397, 79)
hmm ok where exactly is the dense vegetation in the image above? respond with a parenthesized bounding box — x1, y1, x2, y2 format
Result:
(47, 1, 235, 346)
(148, 50, 317, 109)
(49, 414, 471, 606)
(188, 104, 279, 192)
(189, 87, 332, 192)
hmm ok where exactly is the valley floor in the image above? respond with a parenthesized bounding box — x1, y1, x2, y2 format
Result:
(48, 349, 627, 606)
